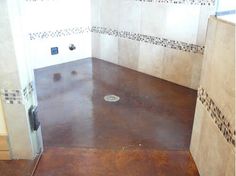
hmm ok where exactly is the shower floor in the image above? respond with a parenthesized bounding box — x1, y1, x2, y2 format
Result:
(34, 58, 199, 176)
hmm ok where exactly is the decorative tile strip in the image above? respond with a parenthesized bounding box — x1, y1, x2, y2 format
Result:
(0, 82, 34, 105)
(135, 0, 215, 5)
(0, 89, 23, 104)
(22, 82, 34, 101)
(28, 26, 90, 40)
(198, 87, 235, 147)
(91, 26, 205, 54)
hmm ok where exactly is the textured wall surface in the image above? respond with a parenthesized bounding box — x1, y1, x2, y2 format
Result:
(190, 16, 235, 176)
(91, 0, 216, 89)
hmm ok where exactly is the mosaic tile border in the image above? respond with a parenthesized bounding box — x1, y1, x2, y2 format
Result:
(29, 26, 90, 40)
(135, 0, 215, 5)
(0, 82, 34, 105)
(0, 89, 23, 104)
(28, 26, 205, 54)
(25, 0, 215, 5)
(91, 26, 205, 54)
(198, 87, 235, 147)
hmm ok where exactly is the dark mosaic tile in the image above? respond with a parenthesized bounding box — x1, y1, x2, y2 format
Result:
(198, 87, 235, 147)
(135, 0, 215, 5)
(91, 26, 205, 54)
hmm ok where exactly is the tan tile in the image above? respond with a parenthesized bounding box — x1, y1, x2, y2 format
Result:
(190, 53, 203, 89)
(99, 35, 118, 64)
(162, 48, 199, 89)
(225, 149, 235, 176)
(92, 33, 101, 59)
(195, 106, 233, 176)
(0, 151, 11, 160)
(196, 7, 217, 45)
(138, 42, 164, 78)
(3, 104, 34, 159)
(140, 3, 166, 37)
(201, 16, 235, 131)
(164, 5, 201, 44)
(119, 1, 141, 33)
(118, 38, 140, 70)
(0, 135, 9, 151)
(190, 100, 205, 160)
(100, 0, 120, 29)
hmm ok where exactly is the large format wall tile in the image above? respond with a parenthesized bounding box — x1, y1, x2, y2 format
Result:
(3, 103, 34, 159)
(91, 0, 213, 90)
(191, 16, 235, 176)
(91, 0, 101, 27)
(191, 102, 234, 176)
(162, 48, 201, 89)
(164, 5, 201, 44)
(138, 43, 164, 79)
(99, 35, 118, 64)
(196, 6, 216, 45)
(200, 17, 235, 128)
(92, 33, 101, 59)
(140, 3, 166, 37)
(118, 38, 140, 70)
(100, 0, 120, 29)
(119, 0, 141, 33)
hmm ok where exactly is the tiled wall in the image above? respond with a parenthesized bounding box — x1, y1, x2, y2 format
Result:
(91, 0, 216, 89)
(22, 0, 91, 69)
(190, 16, 235, 176)
(0, 0, 42, 160)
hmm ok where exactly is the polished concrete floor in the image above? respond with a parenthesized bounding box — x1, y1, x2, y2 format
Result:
(0, 155, 40, 176)
(36, 58, 197, 150)
(33, 58, 199, 175)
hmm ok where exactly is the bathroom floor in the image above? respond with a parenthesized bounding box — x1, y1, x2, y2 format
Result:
(33, 58, 199, 176)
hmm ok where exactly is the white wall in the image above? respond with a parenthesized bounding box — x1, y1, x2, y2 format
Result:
(20, 0, 91, 69)
(216, 0, 236, 23)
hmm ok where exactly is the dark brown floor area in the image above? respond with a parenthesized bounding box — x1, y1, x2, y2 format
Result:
(35, 58, 197, 150)
(0, 155, 40, 176)
(33, 58, 199, 175)
(34, 148, 199, 176)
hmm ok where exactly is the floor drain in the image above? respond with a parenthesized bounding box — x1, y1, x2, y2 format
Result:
(104, 95, 120, 102)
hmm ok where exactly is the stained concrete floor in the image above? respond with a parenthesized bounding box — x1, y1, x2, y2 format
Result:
(33, 58, 199, 176)
(0, 58, 199, 176)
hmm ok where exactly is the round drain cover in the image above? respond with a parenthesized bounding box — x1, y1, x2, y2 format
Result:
(104, 95, 120, 102)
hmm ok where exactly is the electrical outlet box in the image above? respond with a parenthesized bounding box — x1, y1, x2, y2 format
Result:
(51, 47, 59, 55)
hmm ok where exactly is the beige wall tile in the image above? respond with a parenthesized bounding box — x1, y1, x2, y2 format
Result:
(193, 103, 233, 176)
(201, 17, 235, 131)
(91, 33, 101, 59)
(140, 3, 166, 37)
(3, 104, 34, 159)
(138, 42, 164, 78)
(190, 100, 205, 160)
(225, 150, 235, 176)
(118, 38, 140, 70)
(100, 0, 120, 29)
(99, 35, 118, 64)
(190, 53, 203, 89)
(196, 6, 216, 45)
(119, 1, 141, 33)
(164, 5, 200, 44)
(162, 48, 200, 89)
